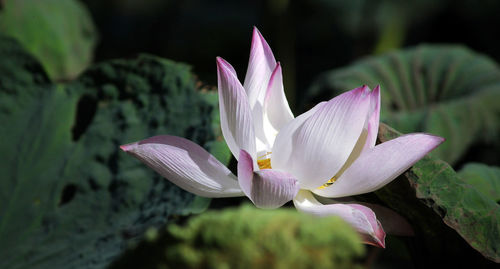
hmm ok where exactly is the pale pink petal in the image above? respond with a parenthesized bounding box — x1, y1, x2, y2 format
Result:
(313, 133, 445, 197)
(243, 27, 277, 110)
(120, 135, 244, 198)
(272, 86, 372, 189)
(357, 202, 414, 236)
(237, 149, 255, 196)
(262, 62, 294, 146)
(238, 150, 299, 209)
(217, 57, 257, 160)
(293, 190, 386, 248)
(271, 101, 326, 169)
(363, 85, 381, 151)
(312, 196, 414, 236)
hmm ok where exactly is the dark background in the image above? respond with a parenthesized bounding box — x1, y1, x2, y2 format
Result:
(82, 0, 500, 111)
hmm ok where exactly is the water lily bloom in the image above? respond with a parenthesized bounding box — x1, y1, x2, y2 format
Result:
(120, 27, 444, 248)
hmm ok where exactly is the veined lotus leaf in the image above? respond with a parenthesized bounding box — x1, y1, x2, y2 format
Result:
(0, 0, 97, 80)
(459, 163, 500, 203)
(307, 45, 500, 164)
(374, 123, 500, 265)
(0, 35, 225, 269)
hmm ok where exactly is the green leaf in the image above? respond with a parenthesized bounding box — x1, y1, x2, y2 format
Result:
(307, 45, 500, 164)
(374, 123, 500, 264)
(459, 163, 500, 203)
(110, 204, 365, 269)
(0, 0, 97, 80)
(0, 36, 223, 268)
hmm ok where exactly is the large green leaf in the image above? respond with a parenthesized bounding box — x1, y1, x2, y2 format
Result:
(307, 45, 500, 164)
(110, 204, 365, 269)
(0, 0, 97, 80)
(373, 123, 500, 264)
(459, 163, 500, 203)
(0, 36, 225, 269)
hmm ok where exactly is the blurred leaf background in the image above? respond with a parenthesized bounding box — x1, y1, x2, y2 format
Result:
(0, 0, 499, 268)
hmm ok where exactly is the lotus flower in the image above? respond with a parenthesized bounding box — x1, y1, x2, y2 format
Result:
(120, 27, 444, 247)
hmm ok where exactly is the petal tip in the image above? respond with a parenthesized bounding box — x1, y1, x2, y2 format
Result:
(424, 134, 446, 148)
(252, 26, 263, 39)
(374, 236, 386, 248)
(350, 85, 371, 98)
(362, 228, 386, 248)
(119, 143, 135, 152)
(216, 57, 238, 78)
(215, 56, 225, 67)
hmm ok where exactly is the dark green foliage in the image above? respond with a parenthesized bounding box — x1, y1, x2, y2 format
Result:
(307, 45, 500, 164)
(111, 204, 365, 269)
(0, 0, 97, 80)
(0, 36, 222, 269)
(459, 163, 500, 203)
(374, 123, 500, 264)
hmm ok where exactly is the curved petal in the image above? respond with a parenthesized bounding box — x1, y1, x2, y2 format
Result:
(271, 101, 326, 169)
(120, 135, 244, 198)
(217, 57, 256, 160)
(293, 190, 385, 248)
(313, 196, 414, 236)
(356, 202, 414, 236)
(363, 85, 381, 151)
(238, 150, 299, 209)
(272, 86, 372, 189)
(314, 133, 445, 198)
(243, 27, 277, 111)
(262, 62, 294, 146)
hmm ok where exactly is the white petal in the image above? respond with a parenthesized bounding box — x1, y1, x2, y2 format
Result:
(217, 57, 257, 160)
(120, 135, 244, 198)
(272, 86, 372, 189)
(293, 190, 385, 247)
(363, 85, 381, 151)
(313, 133, 445, 197)
(238, 150, 299, 209)
(243, 27, 277, 111)
(271, 101, 326, 170)
(262, 62, 294, 147)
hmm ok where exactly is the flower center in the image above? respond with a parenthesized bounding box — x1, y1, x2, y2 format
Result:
(257, 152, 272, 170)
(317, 177, 338, 190)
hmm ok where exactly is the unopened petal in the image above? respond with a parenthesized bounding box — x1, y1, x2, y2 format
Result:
(217, 57, 257, 160)
(243, 27, 277, 110)
(238, 150, 299, 209)
(262, 62, 294, 146)
(120, 135, 243, 198)
(293, 190, 386, 248)
(272, 86, 371, 189)
(314, 133, 445, 198)
(363, 85, 381, 151)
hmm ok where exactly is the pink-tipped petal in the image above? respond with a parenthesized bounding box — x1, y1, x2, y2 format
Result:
(243, 27, 277, 110)
(272, 86, 372, 189)
(356, 202, 414, 236)
(293, 190, 386, 248)
(217, 57, 257, 160)
(271, 101, 326, 169)
(120, 135, 243, 198)
(363, 85, 381, 151)
(238, 150, 299, 209)
(314, 133, 445, 198)
(262, 62, 294, 146)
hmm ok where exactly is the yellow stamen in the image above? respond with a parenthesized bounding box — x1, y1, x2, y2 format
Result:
(317, 177, 337, 190)
(257, 152, 272, 170)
